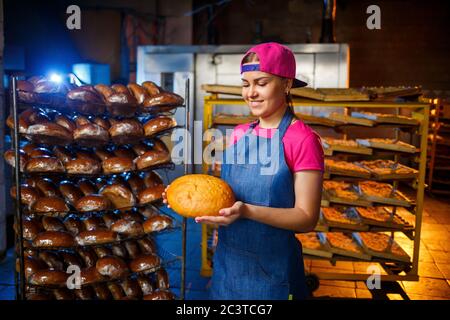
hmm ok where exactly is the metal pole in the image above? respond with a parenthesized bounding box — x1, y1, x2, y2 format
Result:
(181, 77, 191, 300)
(12, 77, 25, 300)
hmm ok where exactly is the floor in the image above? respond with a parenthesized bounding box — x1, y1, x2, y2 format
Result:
(1, 194, 449, 300)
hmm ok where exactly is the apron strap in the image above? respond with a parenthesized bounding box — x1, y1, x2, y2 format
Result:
(276, 107, 294, 139)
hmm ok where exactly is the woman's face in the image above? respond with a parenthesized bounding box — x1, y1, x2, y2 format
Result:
(241, 69, 290, 118)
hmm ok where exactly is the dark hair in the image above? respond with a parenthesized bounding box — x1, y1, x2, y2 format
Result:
(242, 52, 296, 117)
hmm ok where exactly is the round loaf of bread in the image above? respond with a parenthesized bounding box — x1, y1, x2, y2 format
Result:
(166, 174, 235, 217)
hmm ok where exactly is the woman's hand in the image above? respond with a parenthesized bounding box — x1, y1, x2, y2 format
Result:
(195, 201, 245, 226)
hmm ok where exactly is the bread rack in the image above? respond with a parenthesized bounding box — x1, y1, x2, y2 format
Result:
(200, 90, 431, 294)
(9, 76, 192, 300)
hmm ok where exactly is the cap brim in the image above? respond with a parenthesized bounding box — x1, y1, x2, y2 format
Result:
(292, 78, 308, 88)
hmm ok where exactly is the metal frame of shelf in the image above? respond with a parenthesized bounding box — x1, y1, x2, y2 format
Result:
(200, 93, 430, 285)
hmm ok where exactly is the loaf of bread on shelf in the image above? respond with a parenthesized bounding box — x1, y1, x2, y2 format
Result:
(142, 92, 184, 108)
(4, 149, 28, 172)
(124, 241, 141, 259)
(10, 185, 39, 207)
(76, 247, 98, 268)
(143, 215, 172, 234)
(113, 146, 137, 159)
(63, 215, 84, 235)
(52, 146, 73, 164)
(80, 266, 106, 285)
(126, 174, 146, 195)
(78, 179, 97, 196)
(41, 216, 66, 232)
(65, 158, 102, 174)
(59, 181, 84, 205)
(95, 256, 129, 279)
(107, 282, 126, 300)
(129, 254, 161, 273)
(20, 219, 43, 241)
(55, 114, 76, 133)
(127, 83, 150, 105)
(6, 114, 30, 133)
(22, 256, 46, 278)
(167, 174, 236, 217)
(34, 178, 60, 197)
(75, 230, 119, 246)
(25, 156, 65, 173)
(136, 238, 156, 254)
(102, 156, 135, 174)
(100, 183, 136, 210)
(75, 194, 111, 212)
(73, 117, 110, 146)
(138, 185, 165, 205)
(28, 147, 53, 158)
(32, 231, 75, 248)
(95, 84, 138, 117)
(136, 275, 155, 295)
(131, 142, 151, 156)
(26, 122, 73, 145)
(93, 246, 112, 259)
(32, 196, 70, 213)
(143, 171, 163, 188)
(108, 119, 144, 144)
(143, 117, 177, 137)
(111, 219, 144, 237)
(155, 268, 170, 289)
(134, 149, 171, 170)
(29, 270, 69, 287)
(59, 251, 84, 268)
(143, 290, 174, 300)
(17, 80, 37, 103)
(141, 81, 162, 97)
(38, 251, 64, 270)
(121, 279, 143, 299)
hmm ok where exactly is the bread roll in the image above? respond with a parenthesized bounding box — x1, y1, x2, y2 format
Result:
(129, 254, 161, 273)
(96, 84, 138, 117)
(143, 215, 172, 233)
(109, 119, 144, 144)
(21, 219, 43, 241)
(92, 117, 110, 130)
(66, 158, 101, 174)
(137, 238, 156, 254)
(63, 215, 84, 236)
(67, 85, 104, 103)
(59, 251, 83, 268)
(143, 290, 174, 300)
(166, 174, 235, 217)
(113, 146, 136, 159)
(120, 211, 143, 223)
(93, 246, 112, 259)
(41, 216, 66, 232)
(141, 81, 162, 96)
(136, 276, 154, 295)
(127, 83, 150, 104)
(25, 156, 65, 173)
(94, 148, 114, 161)
(111, 219, 144, 237)
(32, 196, 69, 213)
(28, 147, 53, 158)
(75, 195, 111, 212)
(134, 149, 170, 170)
(73, 287, 95, 300)
(32, 231, 75, 248)
(29, 270, 69, 287)
(75, 150, 101, 162)
(17, 80, 36, 103)
(55, 114, 76, 133)
(120, 279, 142, 299)
(22, 143, 40, 155)
(26, 123, 73, 145)
(75, 230, 119, 246)
(155, 268, 170, 289)
(102, 157, 135, 174)
(143, 171, 163, 188)
(82, 216, 107, 232)
(10, 185, 39, 207)
(78, 179, 97, 196)
(59, 181, 84, 205)
(76, 247, 98, 268)
(38, 251, 64, 270)
(4, 149, 28, 172)
(124, 241, 140, 259)
(111, 244, 128, 259)
(138, 185, 165, 205)
(73, 122, 109, 146)
(6, 114, 29, 133)
(131, 142, 150, 156)
(53, 288, 75, 300)
(107, 282, 125, 300)
(151, 138, 170, 153)
(35, 178, 60, 197)
(100, 183, 136, 210)
(142, 92, 184, 108)
(92, 284, 112, 300)
(101, 213, 117, 229)
(96, 256, 129, 279)
(23, 256, 46, 278)
(143, 117, 177, 137)
(53, 146, 73, 164)
(80, 266, 106, 285)
(126, 174, 146, 195)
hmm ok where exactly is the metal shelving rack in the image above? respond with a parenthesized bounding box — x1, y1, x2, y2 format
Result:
(9, 76, 189, 300)
(200, 93, 430, 285)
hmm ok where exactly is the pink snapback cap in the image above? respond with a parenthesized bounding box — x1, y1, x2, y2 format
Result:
(240, 42, 307, 88)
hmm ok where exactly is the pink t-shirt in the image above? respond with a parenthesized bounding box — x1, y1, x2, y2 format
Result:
(228, 119, 325, 173)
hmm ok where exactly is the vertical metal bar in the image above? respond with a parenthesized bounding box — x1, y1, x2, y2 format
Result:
(12, 77, 25, 300)
(411, 103, 429, 276)
(181, 77, 191, 300)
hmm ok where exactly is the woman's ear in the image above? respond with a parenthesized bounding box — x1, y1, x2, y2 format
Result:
(285, 78, 293, 94)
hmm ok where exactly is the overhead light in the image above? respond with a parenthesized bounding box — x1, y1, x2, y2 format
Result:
(49, 73, 62, 83)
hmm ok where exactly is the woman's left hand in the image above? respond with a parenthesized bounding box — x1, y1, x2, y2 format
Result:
(195, 201, 245, 226)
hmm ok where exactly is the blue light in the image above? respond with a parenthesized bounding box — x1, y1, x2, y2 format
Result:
(50, 73, 62, 83)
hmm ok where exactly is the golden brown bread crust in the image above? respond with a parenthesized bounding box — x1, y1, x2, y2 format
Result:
(126, 174, 146, 195)
(4, 149, 28, 172)
(94, 148, 115, 161)
(141, 81, 162, 97)
(75, 230, 119, 246)
(76, 247, 97, 268)
(80, 266, 106, 285)
(107, 282, 126, 300)
(109, 119, 144, 144)
(137, 275, 154, 295)
(35, 178, 60, 197)
(52, 146, 73, 164)
(113, 146, 136, 159)
(137, 185, 165, 205)
(111, 219, 144, 237)
(6, 114, 29, 133)
(143, 171, 163, 188)
(63, 216, 84, 236)
(100, 183, 136, 210)
(25, 156, 65, 173)
(155, 268, 170, 289)
(137, 238, 156, 255)
(41, 216, 66, 232)
(102, 157, 135, 174)
(127, 83, 150, 104)
(38, 251, 64, 270)
(32, 196, 69, 213)
(73, 123, 109, 146)
(10, 185, 39, 207)
(129, 254, 161, 273)
(78, 179, 97, 196)
(142, 92, 183, 108)
(59, 181, 84, 205)
(26, 123, 73, 145)
(75, 194, 111, 212)
(143, 117, 177, 137)
(65, 158, 102, 174)
(29, 270, 69, 287)
(92, 117, 110, 130)
(134, 150, 170, 170)
(55, 115, 76, 133)
(27, 147, 53, 158)
(143, 215, 172, 233)
(95, 256, 129, 279)
(121, 279, 143, 299)
(32, 231, 75, 248)
(167, 174, 235, 217)
(21, 219, 43, 241)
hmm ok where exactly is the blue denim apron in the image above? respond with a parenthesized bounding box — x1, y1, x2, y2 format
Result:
(210, 108, 308, 300)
